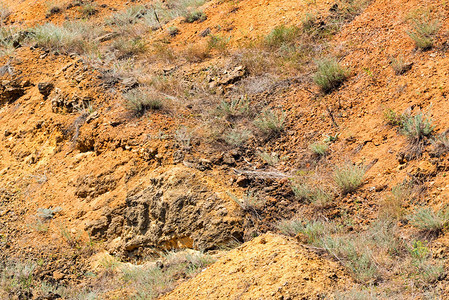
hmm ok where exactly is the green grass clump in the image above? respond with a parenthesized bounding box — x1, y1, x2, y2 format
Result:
(216, 96, 250, 118)
(264, 25, 299, 49)
(309, 142, 329, 157)
(105, 5, 148, 26)
(333, 162, 366, 194)
(313, 58, 348, 93)
(291, 181, 333, 207)
(184, 10, 206, 23)
(254, 109, 285, 135)
(223, 128, 252, 146)
(111, 37, 146, 58)
(79, 2, 97, 18)
(277, 219, 327, 245)
(401, 112, 434, 143)
(408, 207, 449, 233)
(407, 16, 440, 50)
(31, 21, 99, 53)
(123, 88, 163, 115)
(321, 235, 379, 283)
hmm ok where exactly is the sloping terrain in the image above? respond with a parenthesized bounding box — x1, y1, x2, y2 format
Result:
(162, 233, 351, 299)
(0, 0, 449, 298)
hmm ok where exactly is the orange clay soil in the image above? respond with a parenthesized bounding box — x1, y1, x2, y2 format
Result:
(0, 0, 449, 297)
(162, 233, 352, 300)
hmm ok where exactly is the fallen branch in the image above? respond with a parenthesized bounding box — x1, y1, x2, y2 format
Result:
(232, 168, 289, 179)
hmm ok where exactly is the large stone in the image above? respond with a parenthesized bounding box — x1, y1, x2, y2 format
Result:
(85, 166, 243, 256)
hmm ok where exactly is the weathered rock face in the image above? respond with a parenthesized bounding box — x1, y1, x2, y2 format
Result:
(86, 166, 243, 257)
(0, 80, 25, 105)
(49, 87, 92, 113)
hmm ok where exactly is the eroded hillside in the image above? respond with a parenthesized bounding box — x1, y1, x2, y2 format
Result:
(0, 0, 449, 298)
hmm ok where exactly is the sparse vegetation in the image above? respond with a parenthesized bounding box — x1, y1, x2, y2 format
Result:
(277, 219, 328, 244)
(384, 108, 404, 126)
(264, 25, 299, 49)
(79, 1, 97, 17)
(227, 190, 266, 211)
(167, 26, 179, 37)
(174, 127, 192, 150)
(390, 56, 412, 75)
(105, 5, 148, 26)
(254, 108, 285, 135)
(408, 207, 449, 234)
(184, 10, 206, 23)
(401, 112, 434, 143)
(45, 1, 62, 17)
(207, 34, 229, 53)
(224, 128, 252, 146)
(120, 251, 215, 299)
(257, 151, 279, 166)
(322, 235, 379, 283)
(31, 21, 100, 53)
(309, 142, 328, 157)
(333, 162, 366, 194)
(313, 58, 348, 93)
(407, 15, 440, 50)
(291, 180, 334, 207)
(216, 96, 250, 118)
(110, 37, 146, 58)
(123, 88, 163, 115)
(0, 2, 11, 25)
(431, 131, 449, 155)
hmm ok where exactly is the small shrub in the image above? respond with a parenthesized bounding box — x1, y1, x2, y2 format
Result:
(390, 56, 412, 75)
(333, 162, 366, 194)
(224, 128, 252, 146)
(227, 190, 266, 211)
(37, 207, 62, 220)
(207, 34, 229, 53)
(31, 21, 99, 53)
(46, 2, 62, 17)
(0, 2, 11, 25)
(277, 219, 328, 245)
(254, 108, 285, 135)
(409, 240, 445, 284)
(216, 96, 250, 118)
(105, 5, 148, 26)
(401, 112, 434, 143)
(321, 236, 379, 283)
(407, 16, 440, 50)
(313, 58, 348, 93)
(184, 10, 206, 23)
(291, 181, 333, 207)
(167, 26, 179, 37)
(257, 151, 279, 166)
(301, 13, 318, 34)
(309, 142, 328, 157)
(111, 37, 146, 58)
(0, 26, 17, 56)
(264, 25, 299, 49)
(123, 88, 162, 115)
(119, 251, 214, 299)
(174, 127, 192, 150)
(79, 2, 97, 17)
(384, 108, 404, 126)
(431, 132, 449, 155)
(408, 207, 449, 233)
(184, 43, 209, 62)
(380, 184, 411, 220)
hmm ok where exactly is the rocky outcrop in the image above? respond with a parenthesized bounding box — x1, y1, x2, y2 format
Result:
(0, 80, 25, 105)
(85, 165, 243, 257)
